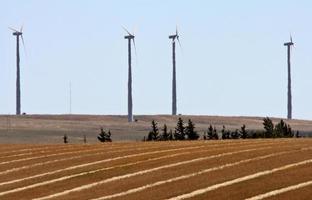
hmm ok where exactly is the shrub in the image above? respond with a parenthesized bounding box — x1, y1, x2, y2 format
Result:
(231, 129, 240, 139)
(63, 134, 68, 144)
(240, 124, 248, 139)
(98, 128, 112, 142)
(83, 135, 87, 143)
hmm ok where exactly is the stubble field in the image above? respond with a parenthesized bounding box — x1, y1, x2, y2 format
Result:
(0, 139, 311, 200)
(1, 115, 312, 143)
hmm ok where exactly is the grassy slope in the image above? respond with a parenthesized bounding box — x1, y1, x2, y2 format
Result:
(0, 115, 311, 143)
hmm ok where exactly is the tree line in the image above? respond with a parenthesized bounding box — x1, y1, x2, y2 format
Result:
(62, 117, 300, 143)
(144, 118, 199, 141)
(144, 117, 300, 141)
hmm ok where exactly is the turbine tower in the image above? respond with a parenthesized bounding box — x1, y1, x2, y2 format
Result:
(284, 35, 294, 120)
(169, 28, 181, 115)
(123, 27, 136, 122)
(10, 27, 25, 115)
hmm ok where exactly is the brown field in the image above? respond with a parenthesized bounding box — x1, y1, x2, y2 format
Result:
(0, 115, 312, 143)
(0, 139, 311, 200)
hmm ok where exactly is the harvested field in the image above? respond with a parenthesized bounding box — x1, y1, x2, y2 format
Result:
(0, 139, 311, 200)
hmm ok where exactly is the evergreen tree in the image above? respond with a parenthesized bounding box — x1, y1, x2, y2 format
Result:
(161, 124, 169, 141)
(274, 120, 293, 138)
(213, 127, 219, 140)
(221, 125, 231, 139)
(107, 130, 112, 141)
(174, 118, 185, 140)
(147, 120, 159, 141)
(274, 119, 284, 138)
(207, 125, 214, 140)
(240, 124, 248, 139)
(221, 125, 227, 139)
(287, 125, 294, 137)
(263, 117, 274, 138)
(185, 119, 199, 140)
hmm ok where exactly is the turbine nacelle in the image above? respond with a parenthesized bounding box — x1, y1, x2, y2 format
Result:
(169, 26, 180, 43)
(123, 27, 137, 57)
(169, 28, 182, 49)
(169, 34, 178, 40)
(124, 35, 135, 39)
(284, 35, 294, 46)
(10, 26, 26, 53)
(122, 26, 135, 40)
(13, 31, 22, 36)
(284, 42, 294, 46)
(10, 26, 23, 36)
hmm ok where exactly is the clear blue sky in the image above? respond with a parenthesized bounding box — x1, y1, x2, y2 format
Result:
(1, 0, 312, 119)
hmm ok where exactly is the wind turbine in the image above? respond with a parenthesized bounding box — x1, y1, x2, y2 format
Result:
(284, 35, 294, 120)
(123, 27, 136, 122)
(10, 26, 25, 115)
(169, 27, 181, 116)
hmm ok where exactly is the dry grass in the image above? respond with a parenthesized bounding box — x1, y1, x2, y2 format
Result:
(0, 115, 311, 143)
(0, 139, 311, 200)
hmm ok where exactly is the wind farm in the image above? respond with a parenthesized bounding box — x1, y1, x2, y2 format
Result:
(1, 1, 312, 200)
(1, 14, 311, 141)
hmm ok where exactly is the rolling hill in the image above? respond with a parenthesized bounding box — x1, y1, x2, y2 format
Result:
(0, 115, 311, 143)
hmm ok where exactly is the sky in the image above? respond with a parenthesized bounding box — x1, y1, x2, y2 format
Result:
(0, 0, 312, 120)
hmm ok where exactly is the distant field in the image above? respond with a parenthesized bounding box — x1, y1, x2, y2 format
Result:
(0, 115, 311, 143)
(0, 139, 311, 199)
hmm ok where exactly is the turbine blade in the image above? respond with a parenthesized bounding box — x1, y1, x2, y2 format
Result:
(132, 38, 137, 58)
(21, 35, 27, 56)
(9, 27, 18, 32)
(122, 26, 131, 35)
(290, 34, 293, 43)
(177, 36, 182, 49)
(176, 25, 178, 36)
(20, 25, 23, 32)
